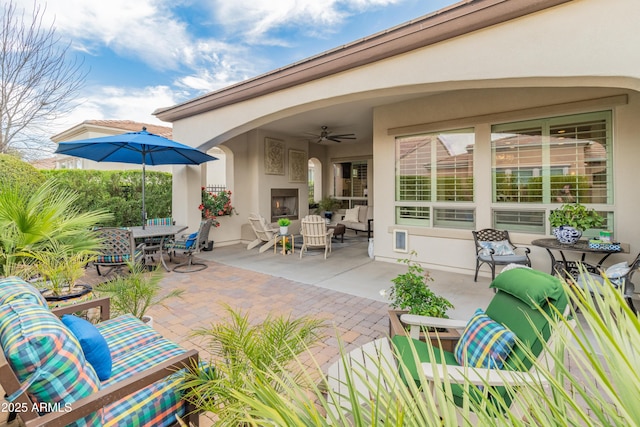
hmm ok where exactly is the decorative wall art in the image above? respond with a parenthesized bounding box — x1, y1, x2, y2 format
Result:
(264, 138, 285, 175)
(289, 149, 307, 183)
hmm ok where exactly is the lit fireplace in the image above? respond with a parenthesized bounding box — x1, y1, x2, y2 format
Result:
(271, 189, 298, 222)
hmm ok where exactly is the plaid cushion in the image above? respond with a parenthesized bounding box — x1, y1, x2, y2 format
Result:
(0, 301, 101, 426)
(167, 233, 198, 251)
(0, 277, 48, 308)
(101, 338, 189, 427)
(146, 217, 173, 226)
(95, 250, 143, 265)
(95, 254, 131, 264)
(454, 308, 516, 369)
(96, 314, 164, 360)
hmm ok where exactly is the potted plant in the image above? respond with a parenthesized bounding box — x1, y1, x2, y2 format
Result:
(23, 243, 97, 306)
(381, 251, 456, 350)
(315, 196, 341, 222)
(277, 217, 291, 235)
(95, 262, 184, 327)
(549, 203, 604, 244)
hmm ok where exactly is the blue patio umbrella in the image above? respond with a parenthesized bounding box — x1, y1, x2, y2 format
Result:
(55, 127, 218, 228)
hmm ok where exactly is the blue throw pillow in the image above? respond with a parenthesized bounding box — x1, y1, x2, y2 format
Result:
(454, 308, 516, 369)
(62, 315, 112, 381)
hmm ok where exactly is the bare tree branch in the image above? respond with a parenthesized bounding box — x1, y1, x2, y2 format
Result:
(0, 0, 87, 158)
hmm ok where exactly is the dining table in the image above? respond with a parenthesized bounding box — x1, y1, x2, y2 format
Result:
(531, 238, 630, 278)
(130, 225, 188, 271)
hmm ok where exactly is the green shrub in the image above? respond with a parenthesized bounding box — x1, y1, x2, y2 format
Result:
(42, 169, 172, 226)
(0, 154, 44, 192)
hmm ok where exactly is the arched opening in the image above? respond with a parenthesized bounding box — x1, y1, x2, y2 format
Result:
(205, 146, 233, 192)
(308, 157, 322, 205)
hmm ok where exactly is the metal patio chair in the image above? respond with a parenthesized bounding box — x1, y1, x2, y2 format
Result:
(472, 228, 531, 281)
(165, 219, 212, 273)
(93, 227, 145, 276)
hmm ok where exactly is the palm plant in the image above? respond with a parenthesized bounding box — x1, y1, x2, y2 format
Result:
(19, 241, 98, 296)
(95, 262, 184, 319)
(0, 179, 112, 277)
(204, 273, 640, 426)
(180, 305, 325, 427)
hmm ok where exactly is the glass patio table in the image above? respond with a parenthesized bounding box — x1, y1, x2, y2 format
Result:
(130, 225, 188, 271)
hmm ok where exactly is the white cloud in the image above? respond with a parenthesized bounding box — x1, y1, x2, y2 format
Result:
(208, 0, 402, 43)
(13, 0, 198, 71)
(49, 85, 178, 136)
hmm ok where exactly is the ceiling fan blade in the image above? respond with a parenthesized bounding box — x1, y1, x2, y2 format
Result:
(327, 136, 343, 143)
(331, 134, 356, 139)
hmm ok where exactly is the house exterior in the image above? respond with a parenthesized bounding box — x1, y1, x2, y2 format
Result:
(51, 120, 173, 172)
(154, 0, 640, 278)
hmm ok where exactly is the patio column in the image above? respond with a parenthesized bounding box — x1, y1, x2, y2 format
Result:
(172, 164, 203, 232)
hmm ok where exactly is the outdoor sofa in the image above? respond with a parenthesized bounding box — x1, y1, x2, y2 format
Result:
(0, 277, 200, 426)
(338, 205, 373, 238)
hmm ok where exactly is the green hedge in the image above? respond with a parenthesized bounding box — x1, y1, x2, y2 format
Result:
(42, 169, 172, 227)
(0, 154, 44, 192)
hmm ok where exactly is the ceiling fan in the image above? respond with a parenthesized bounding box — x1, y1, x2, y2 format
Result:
(307, 125, 356, 143)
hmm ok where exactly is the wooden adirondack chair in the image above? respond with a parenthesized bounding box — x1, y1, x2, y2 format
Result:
(247, 213, 279, 253)
(300, 215, 334, 259)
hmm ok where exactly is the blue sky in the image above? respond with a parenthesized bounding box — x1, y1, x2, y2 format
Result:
(16, 0, 458, 134)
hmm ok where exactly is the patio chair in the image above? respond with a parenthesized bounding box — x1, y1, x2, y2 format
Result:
(247, 213, 279, 253)
(146, 217, 174, 226)
(573, 251, 640, 313)
(327, 267, 574, 422)
(93, 227, 145, 276)
(165, 219, 212, 273)
(472, 228, 531, 281)
(143, 217, 175, 260)
(300, 215, 334, 259)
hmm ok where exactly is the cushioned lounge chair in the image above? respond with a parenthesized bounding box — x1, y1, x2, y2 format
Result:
(327, 267, 574, 422)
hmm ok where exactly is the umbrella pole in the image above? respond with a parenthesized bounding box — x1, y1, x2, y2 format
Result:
(142, 160, 146, 229)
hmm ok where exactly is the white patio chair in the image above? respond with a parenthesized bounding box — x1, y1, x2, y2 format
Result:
(300, 215, 334, 259)
(247, 213, 279, 253)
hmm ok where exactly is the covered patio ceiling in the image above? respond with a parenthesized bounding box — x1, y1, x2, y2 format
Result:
(257, 91, 436, 145)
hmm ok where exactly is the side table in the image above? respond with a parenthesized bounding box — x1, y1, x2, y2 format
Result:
(327, 224, 346, 243)
(274, 234, 295, 255)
